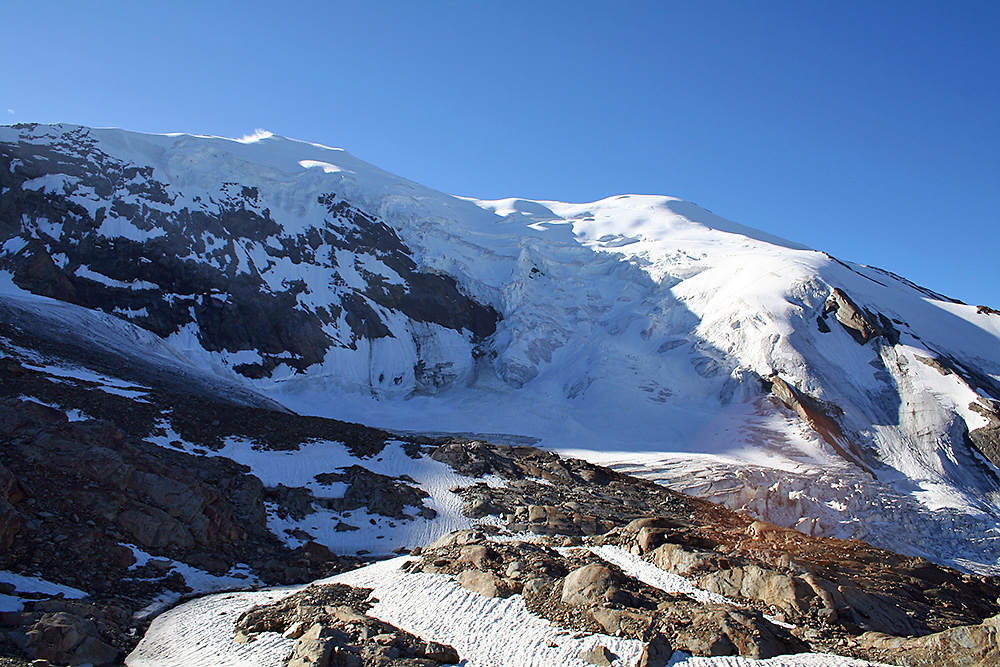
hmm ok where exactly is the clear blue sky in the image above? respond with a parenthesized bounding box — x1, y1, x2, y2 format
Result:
(3, 0, 998, 306)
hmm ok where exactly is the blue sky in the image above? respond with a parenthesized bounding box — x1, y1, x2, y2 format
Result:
(3, 0, 998, 306)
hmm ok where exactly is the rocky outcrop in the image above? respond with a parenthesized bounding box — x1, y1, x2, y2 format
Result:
(763, 375, 872, 473)
(856, 613, 1000, 666)
(235, 583, 461, 667)
(0, 125, 499, 386)
(820, 288, 898, 345)
(0, 393, 355, 664)
(314, 466, 436, 521)
(967, 401, 1000, 470)
(0, 599, 130, 667)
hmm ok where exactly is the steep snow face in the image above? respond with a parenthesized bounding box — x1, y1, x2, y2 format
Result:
(3, 123, 1000, 570)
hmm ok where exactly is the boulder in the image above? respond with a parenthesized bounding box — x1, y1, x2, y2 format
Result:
(420, 640, 461, 663)
(672, 605, 788, 659)
(698, 565, 816, 618)
(427, 529, 486, 550)
(456, 569, 502, 598)
(10, 611, 118, 666)
(578, 645, 616, 666)
(637, 633, 673, 667)
(650, 543, 715, 577)
(561, 564, 622, 606)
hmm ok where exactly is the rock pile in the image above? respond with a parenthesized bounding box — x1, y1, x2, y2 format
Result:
(428, 439, 1000, 665)
(408, 530, 804, 661)
(235, 583, 461, 667)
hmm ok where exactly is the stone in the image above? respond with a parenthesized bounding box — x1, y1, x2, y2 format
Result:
(578, 645, 616, 666)
(672, 606, 788, 659)
(636, 526, 671, 553)
(71, 635, 119, 666)
(698, 565, 816, 619)
(522, 577, 550, 597)
(420, 640, 461, 663)
(282, 621, 306, 639)
(650, 543, 715, 577)
(561, 564, 622, 606)
(456, 569, 502, 598)
(331, 606, 367, 624)
(856, 612, 1000, 667)
(288, 637, 333, 667)
(427, 529, 486, 550)
(234, 629, 254, 644)
(457, 544, 495, 569)
(637, 633, 673, 667)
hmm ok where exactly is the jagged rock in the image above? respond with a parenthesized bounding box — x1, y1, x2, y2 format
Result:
(577, 644, 616, 666)
(823, 288, 895, 345)
(637, 634, 673, 667)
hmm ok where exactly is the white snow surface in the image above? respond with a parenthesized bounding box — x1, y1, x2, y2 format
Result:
(0, 571, 88, 613)
(127, 557, 890, 667)
(4, 124, 1000, 572)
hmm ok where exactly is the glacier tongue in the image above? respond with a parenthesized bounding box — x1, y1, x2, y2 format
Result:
(2, 123, 1000, 571)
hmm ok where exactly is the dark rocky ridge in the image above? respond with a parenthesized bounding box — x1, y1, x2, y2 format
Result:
(0, 124, 498, 384)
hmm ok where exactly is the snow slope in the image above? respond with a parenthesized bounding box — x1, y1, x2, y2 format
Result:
(3, 123, 1000, 571)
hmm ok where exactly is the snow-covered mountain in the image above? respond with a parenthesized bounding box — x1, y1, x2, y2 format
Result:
(2, 122, 1000, 577)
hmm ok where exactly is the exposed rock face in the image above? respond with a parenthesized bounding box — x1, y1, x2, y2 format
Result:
(235, 583, 461, 667)
(0, 600, 129, 667)
(968, 401, 1000, 470)
(0, 398, 269, 570)
(0, 124, 499, 389)
(820, 287, 898, 345)
(913, 352, 1000, 471)
(764, 375, 872, 473)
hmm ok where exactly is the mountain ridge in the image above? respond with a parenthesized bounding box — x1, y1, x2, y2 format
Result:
(2, 122, 999, 578)
(3, 122, 1000, 666)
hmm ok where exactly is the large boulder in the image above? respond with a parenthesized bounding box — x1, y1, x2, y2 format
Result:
(561, 564, 623, 606)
